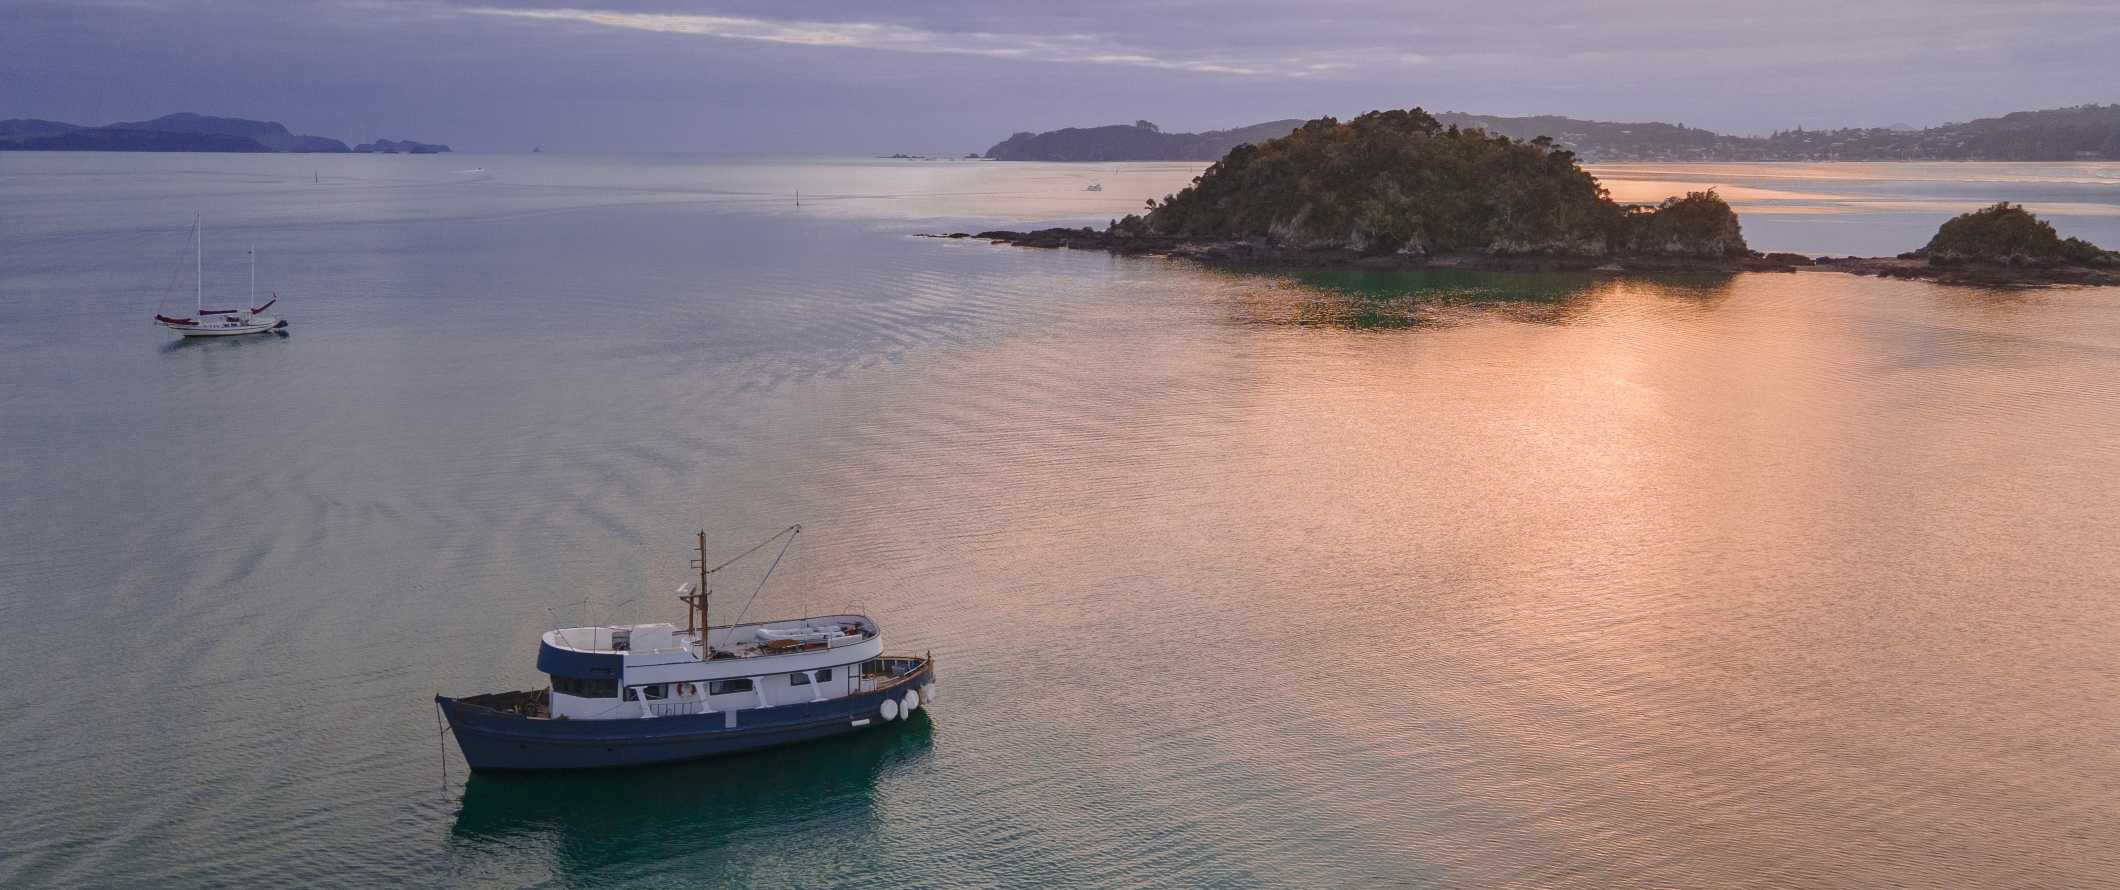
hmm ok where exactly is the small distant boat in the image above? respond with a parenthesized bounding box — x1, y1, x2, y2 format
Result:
(1085, 183, 1104, 192)
(436, 527, 937, 771)
(153, 219, 286, 337)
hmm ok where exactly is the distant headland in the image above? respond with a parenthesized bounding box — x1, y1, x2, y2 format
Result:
(984, 119, 1308, 162)
(942, 109, 2118, 286)
(0, 113, 449, 154)
(983, 104, 2120, 163)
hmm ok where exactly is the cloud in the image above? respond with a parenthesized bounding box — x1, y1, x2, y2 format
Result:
(462, 5, 1355, 76)
(6, 0, 2115, 150)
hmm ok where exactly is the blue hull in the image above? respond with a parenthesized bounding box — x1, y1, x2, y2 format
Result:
(438, 660, 934, 771)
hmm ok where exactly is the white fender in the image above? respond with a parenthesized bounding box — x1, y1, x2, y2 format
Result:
(880, 698, 899, 721)
(921, 684, 935, 704)
(903, 689, 920, 712)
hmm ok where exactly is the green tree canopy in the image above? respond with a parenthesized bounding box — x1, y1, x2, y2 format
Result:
(1922, 202, 2110, 264)
(1135, 108, 1744, 258)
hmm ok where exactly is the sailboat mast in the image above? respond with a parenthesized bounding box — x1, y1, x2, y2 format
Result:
(708, 527, 725, 639)
(195, 218, 203, 314)
(249, 245, 256, 310)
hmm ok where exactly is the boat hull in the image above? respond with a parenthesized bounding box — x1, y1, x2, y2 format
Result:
(438, 658, 935, 771)
(164, 316, 285, 337)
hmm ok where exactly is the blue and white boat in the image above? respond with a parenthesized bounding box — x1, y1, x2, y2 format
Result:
(437, 529, 936, 771)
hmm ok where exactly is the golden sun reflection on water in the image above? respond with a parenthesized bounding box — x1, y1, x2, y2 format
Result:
(1167, 271, 2120, 886)
(1596, 178, 1850, 207)
(1591, 162, 2120, 227)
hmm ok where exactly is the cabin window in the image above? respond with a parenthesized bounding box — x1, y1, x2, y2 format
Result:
(642, 684, 668, 701)
(552, 676, 617, 698)
(815, 668, 832, 682)
(789, 672, 811, 686)
(709, 678, 754, 696)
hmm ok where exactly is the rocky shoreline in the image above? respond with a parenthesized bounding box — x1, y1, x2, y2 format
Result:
(928, 228, 2120, 286)
(1808, 255, 2120, 286)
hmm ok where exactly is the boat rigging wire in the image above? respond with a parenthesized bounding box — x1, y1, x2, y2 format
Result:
(545, 598, 588, 630)
(595, 594, 639, 628)
(702, 524, 802, 577)
(156, 217, 198, 316)
(728, 525, 801, 629)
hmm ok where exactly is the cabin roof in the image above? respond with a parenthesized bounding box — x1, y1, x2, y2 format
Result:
(539, 614, 877, 662)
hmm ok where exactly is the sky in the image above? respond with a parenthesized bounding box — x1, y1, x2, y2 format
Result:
(2, 0, 2115, 153)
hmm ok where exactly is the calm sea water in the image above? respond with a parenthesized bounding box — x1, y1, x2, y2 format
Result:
(2, 154, 2117, 888)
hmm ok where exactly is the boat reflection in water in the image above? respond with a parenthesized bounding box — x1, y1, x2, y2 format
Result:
(158, 328, 289, 354)
(447, 713, 935, 883)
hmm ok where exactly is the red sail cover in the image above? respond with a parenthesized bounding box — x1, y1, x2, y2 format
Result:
(199, 308, 239, 316)
(154, 315, 198, 326)
(251, 297, 277, 314)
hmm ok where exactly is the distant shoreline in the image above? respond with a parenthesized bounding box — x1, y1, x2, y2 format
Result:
(980, 105, 2120, 163)
(0, 113, 449, 154)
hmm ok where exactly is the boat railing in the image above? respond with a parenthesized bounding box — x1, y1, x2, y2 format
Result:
(646, 700, 709, 718)
(459, 689, 551, 718)
(551, 617, 877, 655)
(855, 655, 928, 693)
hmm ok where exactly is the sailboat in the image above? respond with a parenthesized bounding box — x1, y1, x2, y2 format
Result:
(153, 220, 287, 337)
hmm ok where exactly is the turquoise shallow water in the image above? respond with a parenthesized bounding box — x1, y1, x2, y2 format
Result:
(1, 154, 2117, 888)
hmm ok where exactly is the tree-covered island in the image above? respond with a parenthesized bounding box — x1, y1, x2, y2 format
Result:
(944, 108, 2116, 285)
(1815, 202, 2118, 284)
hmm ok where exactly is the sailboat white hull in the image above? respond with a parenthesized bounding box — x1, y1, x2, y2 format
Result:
(167, 316, 284, 337)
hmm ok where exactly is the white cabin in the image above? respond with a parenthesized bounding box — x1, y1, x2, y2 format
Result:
(538, 614, 887, 720)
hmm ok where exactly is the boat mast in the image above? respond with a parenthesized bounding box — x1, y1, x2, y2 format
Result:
(194, 217, 203, 315)
(686, 531, 712, 652)
(698, 530, 710, 634)
(249, 244, 256, 312)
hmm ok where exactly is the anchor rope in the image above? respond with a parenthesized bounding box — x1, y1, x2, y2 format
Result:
(434, 700, 450, 785)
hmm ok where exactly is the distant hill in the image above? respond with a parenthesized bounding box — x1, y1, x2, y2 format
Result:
(0, 112, 447, 154)
(986, 105, 2120, 162)
(0, 128, 272, 152)
(1428, 113, 1722, 160)
(106, 112, 349, 152)
(984, 119, 1305, 161)
(354, 138, 451, 154)
(1443, 105, 2120, 161)
(0, 118, 82, 140)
